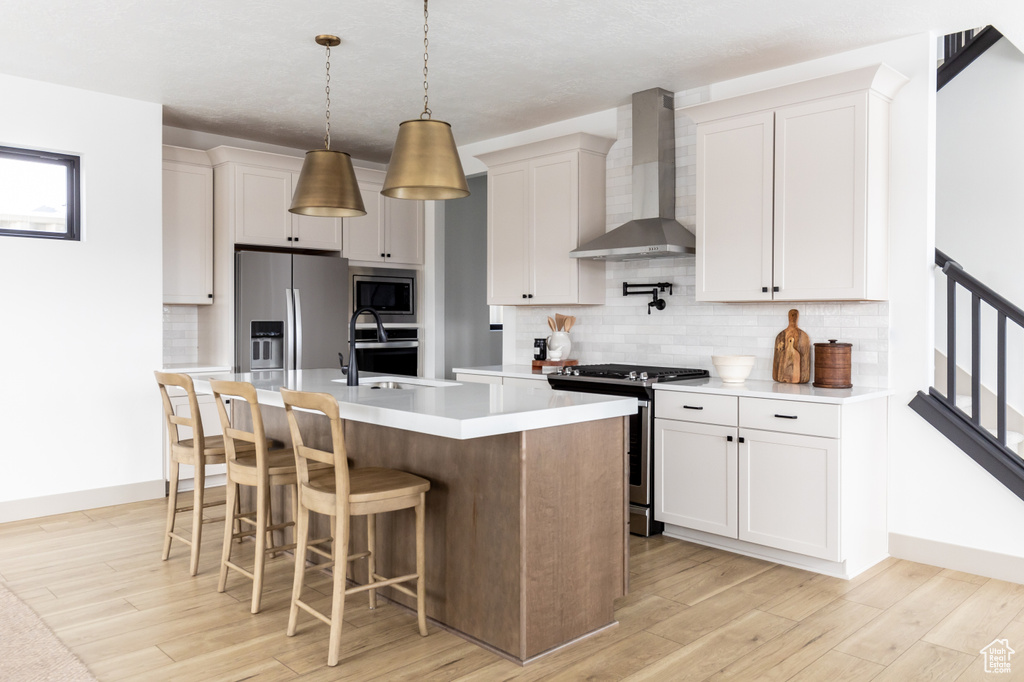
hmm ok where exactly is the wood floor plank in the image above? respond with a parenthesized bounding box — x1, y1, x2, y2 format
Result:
(922, 578, 1024, 655)
(87, 645, 175, 682)
(786, 650, 885, 682)
(656, 554, 774, 606)
(544, 630, 682, 681)
(707, 597, 882, 681)
(373, 640, 501, 681)
(620, 609, 796, 681)
(843, 560, 943, 610)
(939, 568, 992, 586)
(835, 576, 981, 665)
(871, 641, 975, 682)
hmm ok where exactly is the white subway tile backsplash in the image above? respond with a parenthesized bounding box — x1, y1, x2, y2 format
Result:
(162, 305, 199, 366)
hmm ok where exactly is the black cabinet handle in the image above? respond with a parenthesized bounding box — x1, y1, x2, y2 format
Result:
(381, 253, 386, 258)
(683, 405, 704, 410)
(738, 436, 745, 443)
(207, 293, 213, 299)
(762, 286, 768, 293)
(528, 294, 534, 298)
(774, 414, 798, 419)
(726, 435, 733, 442)
(773, 286, 780, 292)
(522, 294, 528, 299)
(294, 237, 299, 242)
(287, 236, 293, 241)
(386, 253, 391, 258)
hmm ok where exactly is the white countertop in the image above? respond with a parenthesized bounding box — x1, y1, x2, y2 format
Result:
(451, 364, 550, 380)
(190, 368, 637, 440)
(163, 363, 233, 374)
(655, 377, 891, 404)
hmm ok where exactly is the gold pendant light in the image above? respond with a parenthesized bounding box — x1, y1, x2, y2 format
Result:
(382, 0, 469, 200)
(290, 35, 366, 217)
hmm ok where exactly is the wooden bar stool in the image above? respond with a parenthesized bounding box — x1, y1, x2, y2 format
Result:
(155, 371, 263, 576)
(210, 379, 308, 614)
(280, 388, 430, 667)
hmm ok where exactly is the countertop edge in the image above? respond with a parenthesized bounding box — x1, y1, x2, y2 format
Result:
(654, 380, 892, 404)
(452, 365, 550, 380)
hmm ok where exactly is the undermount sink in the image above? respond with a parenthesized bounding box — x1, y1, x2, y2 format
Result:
(332, 376, 459, 389)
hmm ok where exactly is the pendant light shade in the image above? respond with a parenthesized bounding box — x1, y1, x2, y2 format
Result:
(381, 0, 469, 201)
(288, 34, 366, 218)
(291, 149, 365, 216)
(382, 119, 469, 200)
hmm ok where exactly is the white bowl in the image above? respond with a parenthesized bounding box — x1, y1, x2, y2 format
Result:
(712, 355, 756, 383)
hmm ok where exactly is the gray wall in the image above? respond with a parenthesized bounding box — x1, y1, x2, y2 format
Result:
(444, 174, 502, 378)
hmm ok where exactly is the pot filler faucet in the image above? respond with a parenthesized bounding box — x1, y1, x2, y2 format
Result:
(346, 307, 389, 386)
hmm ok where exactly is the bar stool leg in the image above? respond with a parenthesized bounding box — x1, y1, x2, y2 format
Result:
(190, 461, 206, 576)
(162, 460, 180, 561)
(415, 492, 427, 637)
(366, 513, 377, 609)
(218, 479, 236, 593)
(328, 513, 350, 667)
(287, 498, 310, 637)
(251, 482, 270, 614)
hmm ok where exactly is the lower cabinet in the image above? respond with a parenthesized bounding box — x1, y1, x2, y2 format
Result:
(654, 389, 886, 577)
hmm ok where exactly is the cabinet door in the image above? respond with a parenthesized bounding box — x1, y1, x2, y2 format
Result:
(696, 112, 775, 302)
(738, 429, 839, 561)
(343, 183, 385, 262)
(234, 165, 294, 247)
(383, 196, 424, 265)
(529, 152, 579, 305)
(654, 419, 738, 537)
(290, 172, 343, 251)
(487, 161, 530, 305)
(774, 93, 867, 300)
(163, 161, 213, 304)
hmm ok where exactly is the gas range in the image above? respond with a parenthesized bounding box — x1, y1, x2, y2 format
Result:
(547, 363, 709, 398)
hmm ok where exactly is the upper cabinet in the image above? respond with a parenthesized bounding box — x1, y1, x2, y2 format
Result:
(206, 147, 343, 252)
(163, 146, 214, 305)
(684, 65, 908, 302)
(343, 168, 425, 265)
(477, 133, 613, 306)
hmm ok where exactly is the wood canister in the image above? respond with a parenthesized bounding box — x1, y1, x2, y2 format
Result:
(813, 339, 852, 388)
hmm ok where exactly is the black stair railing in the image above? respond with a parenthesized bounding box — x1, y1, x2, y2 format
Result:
(935, 249, 1023, 449)
(937, 26, 1003, 90)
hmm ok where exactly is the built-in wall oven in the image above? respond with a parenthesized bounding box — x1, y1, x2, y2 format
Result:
(548, 364, 710, 536)
(348, 267, 419, 376)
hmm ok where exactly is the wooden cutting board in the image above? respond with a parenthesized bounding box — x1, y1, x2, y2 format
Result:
(772, 309, 811, 383)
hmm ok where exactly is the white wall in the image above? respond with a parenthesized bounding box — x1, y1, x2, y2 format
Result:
(0, 74, 164, 520)
(935, 38, 1024, 413)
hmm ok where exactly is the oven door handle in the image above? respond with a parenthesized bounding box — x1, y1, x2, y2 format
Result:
(353, 340, 420, 349)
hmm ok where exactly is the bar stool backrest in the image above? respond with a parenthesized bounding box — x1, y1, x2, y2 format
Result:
(154, 371, 205, 453)
(280, 388, 351, 514)
(209, 380, 270, 480)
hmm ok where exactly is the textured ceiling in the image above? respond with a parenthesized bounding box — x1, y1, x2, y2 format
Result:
(1, 1, 1021, 162)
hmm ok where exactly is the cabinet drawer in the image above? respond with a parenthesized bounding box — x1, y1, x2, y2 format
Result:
(739, 397, 839, 438)
(656, 391, 738, 426)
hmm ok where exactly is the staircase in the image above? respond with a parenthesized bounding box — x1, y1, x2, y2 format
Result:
(909, 250, 1024, 501)
(938, 26, 1003, 90)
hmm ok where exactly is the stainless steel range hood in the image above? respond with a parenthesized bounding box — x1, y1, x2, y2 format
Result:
(571, 88, 695, 260)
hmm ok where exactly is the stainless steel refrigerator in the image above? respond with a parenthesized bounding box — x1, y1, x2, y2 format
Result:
(235, 250, 349, 372)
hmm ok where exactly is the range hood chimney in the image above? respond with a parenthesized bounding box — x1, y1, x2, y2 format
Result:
(571, 88, 696, 260)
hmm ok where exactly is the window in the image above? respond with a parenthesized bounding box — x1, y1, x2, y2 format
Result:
(0, 145, 81, 241)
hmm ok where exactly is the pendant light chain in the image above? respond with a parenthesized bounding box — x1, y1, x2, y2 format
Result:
(323, 42, 333, 150)
(421, 0, 431, 119)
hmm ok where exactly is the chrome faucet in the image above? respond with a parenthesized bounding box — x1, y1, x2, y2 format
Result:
(347, 307, 388, 386)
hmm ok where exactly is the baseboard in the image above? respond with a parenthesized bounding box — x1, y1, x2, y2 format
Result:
(173, 474, 227, 493)
(889, 532, 1024, 585)
(0, 480, 166, 524)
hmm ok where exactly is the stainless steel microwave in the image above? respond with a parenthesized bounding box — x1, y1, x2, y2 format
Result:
(350, 267, 417, 323)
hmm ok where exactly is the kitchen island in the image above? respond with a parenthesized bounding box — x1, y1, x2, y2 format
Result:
(191, 369, 636, 663)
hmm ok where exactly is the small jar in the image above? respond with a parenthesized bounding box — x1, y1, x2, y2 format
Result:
(813, 339, 852, 389)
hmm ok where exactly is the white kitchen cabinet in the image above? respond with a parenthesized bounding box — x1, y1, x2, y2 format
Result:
(454, 371, 550, 389)
(654, 419, 738, 537)
(686, 64, 907, 302)
(738, 429, 839, 561)
(208, 147, 342, 252)
(162, 146, 213, 304)
(653, 384, 888, 578)
(477, 133, 613, 306)
(343, 169, 424, 265)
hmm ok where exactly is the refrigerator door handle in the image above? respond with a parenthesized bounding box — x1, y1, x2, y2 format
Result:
(285, 288, 296, 370)
(293, 288, 303, 370)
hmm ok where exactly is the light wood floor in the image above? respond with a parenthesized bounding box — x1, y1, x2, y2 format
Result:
(2, 488, 1023, 681)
